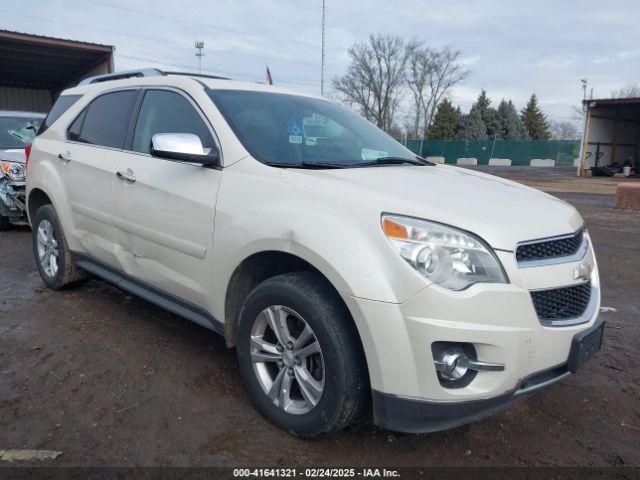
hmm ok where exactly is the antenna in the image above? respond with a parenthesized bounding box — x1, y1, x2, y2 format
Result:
(195, 41, 205, 74)
(321, 0, 326, 96)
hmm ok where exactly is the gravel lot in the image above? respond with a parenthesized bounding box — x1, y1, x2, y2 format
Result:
(1, 167, 639, 467)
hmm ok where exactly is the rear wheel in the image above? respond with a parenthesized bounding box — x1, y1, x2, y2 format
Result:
(32, 204, 87, 289)
(237, 272, 368, 437)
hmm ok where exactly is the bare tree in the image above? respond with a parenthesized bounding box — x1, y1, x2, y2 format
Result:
(406, 46, 469, 139)
(611, 84, 640, 98)
(332, 34, 410, 132)
(549, 120, 581, 140)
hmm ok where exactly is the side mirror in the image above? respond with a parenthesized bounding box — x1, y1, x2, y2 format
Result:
(150, 133, 219, 167)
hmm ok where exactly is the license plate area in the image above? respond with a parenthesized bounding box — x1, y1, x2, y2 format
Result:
(568, 319, 604, 373)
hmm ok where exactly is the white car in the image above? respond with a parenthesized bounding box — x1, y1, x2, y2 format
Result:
(0, 110, 45, 229)
(25, 69, 603, 437)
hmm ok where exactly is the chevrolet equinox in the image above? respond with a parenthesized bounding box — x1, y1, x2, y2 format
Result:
(26, 69, 604, 437)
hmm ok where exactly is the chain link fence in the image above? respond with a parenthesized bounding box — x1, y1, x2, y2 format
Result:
(399, 140, 580, 166)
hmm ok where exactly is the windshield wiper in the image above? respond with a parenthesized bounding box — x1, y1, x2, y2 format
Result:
(265, 161, 347, 169)
(264, 156, 432, 170)
(352, 156, 431, 167)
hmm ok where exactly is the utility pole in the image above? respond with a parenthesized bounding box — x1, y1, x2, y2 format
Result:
(320, 0, 326, 96)
(195, 41, 205, 74)
(578, 78, 589, 177)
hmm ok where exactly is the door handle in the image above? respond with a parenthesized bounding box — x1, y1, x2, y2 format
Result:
(116, 170, 136, 183)
(58, 151, 72, 162)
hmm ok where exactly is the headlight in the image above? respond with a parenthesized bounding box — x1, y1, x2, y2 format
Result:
(381, 214, 507, 290)
(0, 161, 25, 181)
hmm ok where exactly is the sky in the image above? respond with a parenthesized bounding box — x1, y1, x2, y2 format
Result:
(2, 0, 639, 126)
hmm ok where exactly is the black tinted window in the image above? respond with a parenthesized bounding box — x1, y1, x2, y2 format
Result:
(132, 90, 213, 154)
(39, 95, 81, 134)
(71, 90, 138, 148)
(67, 109, 85, 140)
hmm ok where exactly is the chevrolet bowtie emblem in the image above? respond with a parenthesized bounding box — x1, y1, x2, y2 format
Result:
(573, 262, 593, 282)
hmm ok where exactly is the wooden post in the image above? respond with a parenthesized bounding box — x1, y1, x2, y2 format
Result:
(635, 111, 640, 169)
(579, 106, 592, 176)
(610, 106, 619, 166)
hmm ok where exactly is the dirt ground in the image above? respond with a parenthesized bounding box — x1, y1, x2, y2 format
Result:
(1, 167, 639, 468)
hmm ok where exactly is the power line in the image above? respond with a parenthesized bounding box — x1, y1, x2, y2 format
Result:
(83, 0, 323, 51)
(114, 53, 320, 87)
(0, 8, 317, 67)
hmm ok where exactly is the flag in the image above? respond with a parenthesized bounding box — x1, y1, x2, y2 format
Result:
(266, 65, 273, 85)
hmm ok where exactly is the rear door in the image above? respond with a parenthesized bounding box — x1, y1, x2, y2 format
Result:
(58, 89, 139, 264)
(112, 88, 221, 311)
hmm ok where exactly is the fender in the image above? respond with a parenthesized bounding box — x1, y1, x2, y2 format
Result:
(211, 160, 429, 320)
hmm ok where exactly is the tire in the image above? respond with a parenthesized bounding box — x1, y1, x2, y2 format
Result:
(0, 214, 11, 231)
(32, 204, 87, 289)
(237, 271, 368, 437)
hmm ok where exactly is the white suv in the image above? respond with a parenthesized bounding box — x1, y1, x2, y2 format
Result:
(26, 69, 604, 437)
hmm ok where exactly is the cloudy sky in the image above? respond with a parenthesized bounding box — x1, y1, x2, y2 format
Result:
(2, 0, 639, 124)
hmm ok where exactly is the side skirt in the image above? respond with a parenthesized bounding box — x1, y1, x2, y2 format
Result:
(71, 252, 224, 336)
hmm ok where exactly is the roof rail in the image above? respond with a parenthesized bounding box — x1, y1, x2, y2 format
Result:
(79, 68, 164, 85)
(163, 71, 230, 81)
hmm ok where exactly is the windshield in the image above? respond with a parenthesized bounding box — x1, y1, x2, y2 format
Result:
(207, 90, 417, 168)
(0, 116, 43, 149)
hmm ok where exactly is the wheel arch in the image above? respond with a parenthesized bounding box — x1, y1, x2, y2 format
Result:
(27, 188, 53, 224)
(224, 251, 338, 343)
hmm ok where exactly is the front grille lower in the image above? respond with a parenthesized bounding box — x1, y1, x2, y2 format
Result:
(530, 281, 591, 321)
(516, 230, 584, 263)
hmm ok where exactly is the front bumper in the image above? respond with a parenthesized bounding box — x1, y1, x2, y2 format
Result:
(0, 178, 27, 225)
(340, 240, 601, 431)
(372, 318, 604, 433)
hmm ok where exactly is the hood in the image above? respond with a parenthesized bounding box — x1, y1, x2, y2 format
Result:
(0, 149, 26, 164)
(282, 164, 583, 251)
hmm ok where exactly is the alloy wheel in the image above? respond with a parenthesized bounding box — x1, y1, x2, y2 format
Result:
(250, 305, 325, 415)
(36, 219, 59, 277)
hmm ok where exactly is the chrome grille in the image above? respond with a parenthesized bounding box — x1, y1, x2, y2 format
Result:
(516, 230, 584, 263)
(530, 281, 591, 322)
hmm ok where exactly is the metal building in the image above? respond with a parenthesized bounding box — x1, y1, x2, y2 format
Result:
(578, 97, 640, 175)
(0, 30, 114, 113)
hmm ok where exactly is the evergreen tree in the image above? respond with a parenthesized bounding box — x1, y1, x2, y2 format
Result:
(521, 94, 550, 140)
(460, 105, 487, 140)
(498, 100, 529, 140)
(452, 107, 465, 140)
(474, 90, 501, 139)
(427, 99, 461, 140)
(484, 107, 501, 139)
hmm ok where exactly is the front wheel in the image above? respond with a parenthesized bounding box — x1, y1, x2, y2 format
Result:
(236, 272, 368, 437)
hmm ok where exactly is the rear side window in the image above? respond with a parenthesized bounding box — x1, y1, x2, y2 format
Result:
(132, 90, 214, 154)
(68, 90, 138, 149)
(39, 95, 81, 134)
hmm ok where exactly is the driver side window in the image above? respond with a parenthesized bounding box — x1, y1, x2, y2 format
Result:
(132, 90, 214, 154)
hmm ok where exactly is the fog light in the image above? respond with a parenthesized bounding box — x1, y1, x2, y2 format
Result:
(432, 342, 505, 389)
(437, 351, 470, 381)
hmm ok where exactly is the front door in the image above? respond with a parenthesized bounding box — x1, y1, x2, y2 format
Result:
(112, 88, 221, 311)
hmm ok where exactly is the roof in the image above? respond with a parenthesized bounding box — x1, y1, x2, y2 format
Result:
(583, 97, 640, 107)
(0, 30, 114, 90)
